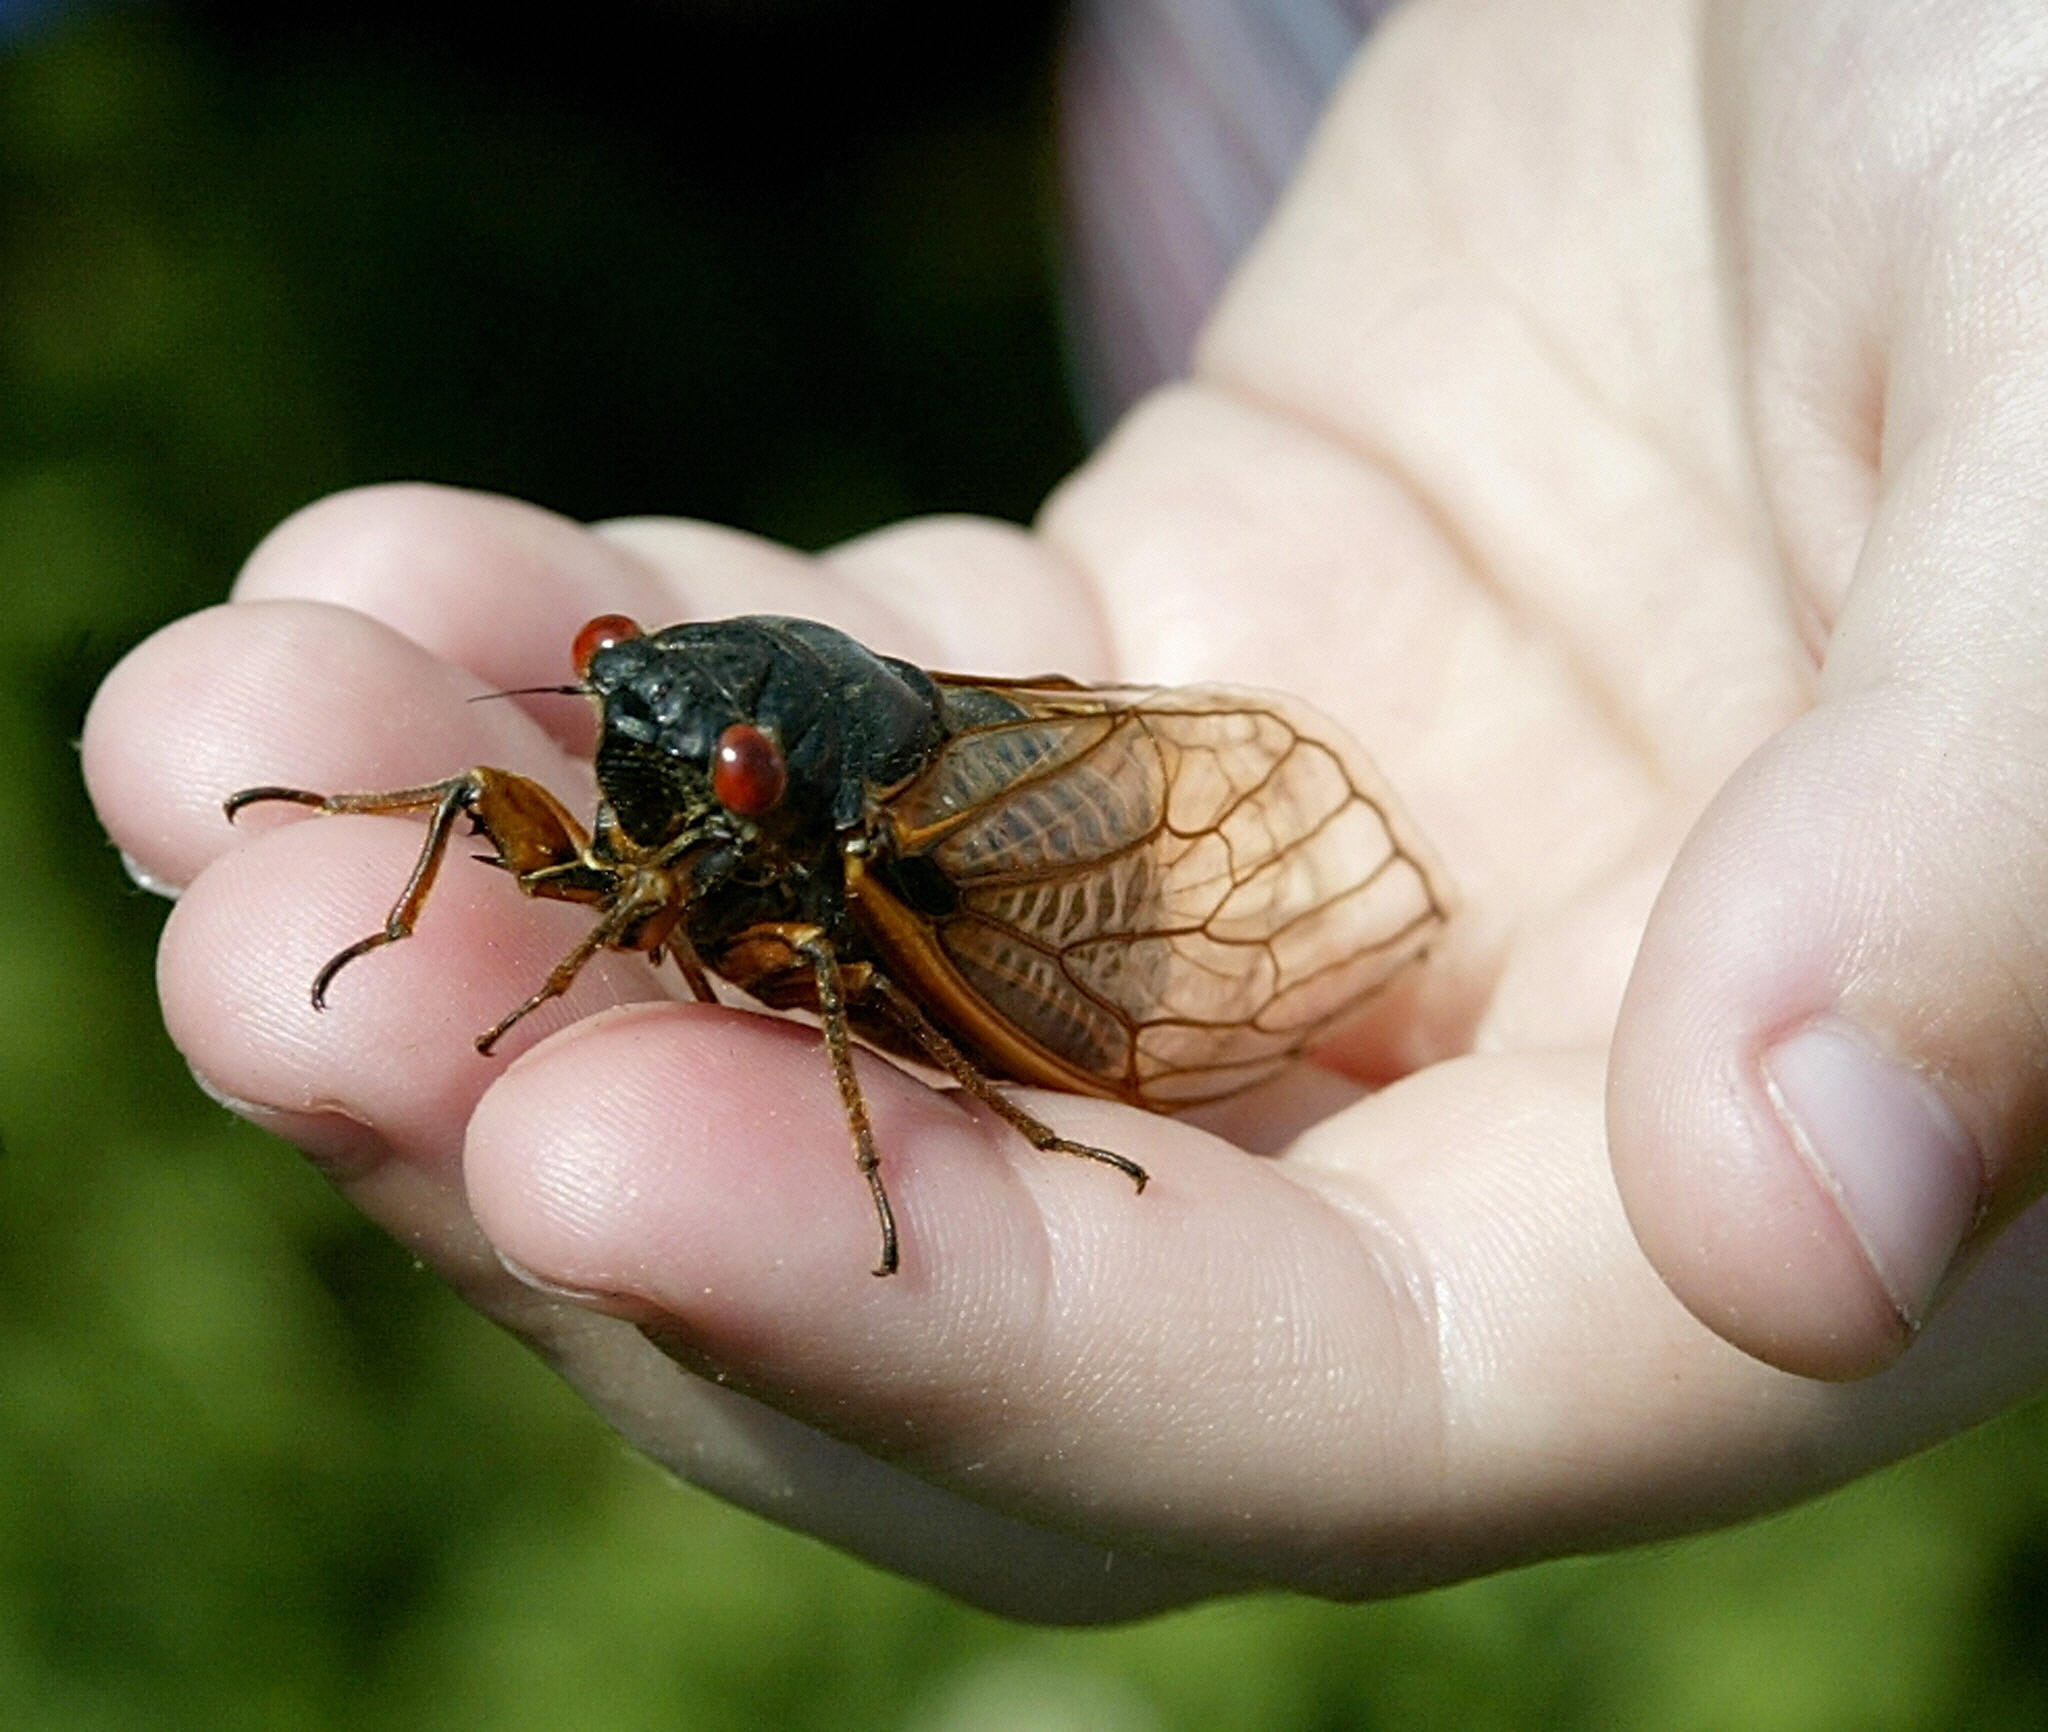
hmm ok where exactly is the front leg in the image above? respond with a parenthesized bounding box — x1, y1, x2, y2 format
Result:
(225, 768, 601, 1009)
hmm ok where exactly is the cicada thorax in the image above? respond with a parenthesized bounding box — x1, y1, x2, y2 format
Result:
(572, 615, 941, 938)
(582, 616, 945, 845)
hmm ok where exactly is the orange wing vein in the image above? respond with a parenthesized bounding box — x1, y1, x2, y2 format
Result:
(878, 684, 1450, 1106)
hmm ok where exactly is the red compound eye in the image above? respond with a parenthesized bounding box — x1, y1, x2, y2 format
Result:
(713, 722, 787, 817)
(572, 613, 642, 679)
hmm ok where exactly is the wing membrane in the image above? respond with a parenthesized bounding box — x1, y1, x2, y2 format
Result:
(880, 684, 1449, 1106)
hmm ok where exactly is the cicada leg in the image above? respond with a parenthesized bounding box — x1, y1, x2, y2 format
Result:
(472, 878, 683, 1055)
(225, 768, 599, 1012)
(792, 930, 902, 1278)
(680, 922, 1153, 1277)
(709, 923, 900, 1273)
(866, 971, 1150, 1196)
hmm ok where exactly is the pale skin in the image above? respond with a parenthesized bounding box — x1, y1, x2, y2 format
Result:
(81, 0, 2048, 1619)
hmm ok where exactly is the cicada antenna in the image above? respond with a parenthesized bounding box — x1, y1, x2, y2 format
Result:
(467, 683, 591, 703)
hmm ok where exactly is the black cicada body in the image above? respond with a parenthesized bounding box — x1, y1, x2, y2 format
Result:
(228, 614, 1450, 1274)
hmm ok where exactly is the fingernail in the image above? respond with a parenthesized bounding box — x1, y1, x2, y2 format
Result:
(1762, 1019, 1982, 1327)
(494, 1249, 661, 1322)
(187, 1065, 385, 1177)
(118, 850, 180, 900)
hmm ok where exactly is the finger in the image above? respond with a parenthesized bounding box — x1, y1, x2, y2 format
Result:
(118, 592, 672, 1138)
(1610, 398, 2048, 1376)
(603, 511, 1126, 675)
(494, 1303, 1224, 1624)
(82, 482, 938, 894)
(464, 1019, 2043, 1602)
(231, 483, 682, 702)
(83, 599, 585, 897)
(231, 483, 927, 747)
(466, 1007, 1434, 1595)
(820, 514, 1117, 678)
(231, 484, 1122, 724)
(1610, 637, 2048, 1379)
(156, 775, 676, 1280)
(1610, 12, 2048, 1380)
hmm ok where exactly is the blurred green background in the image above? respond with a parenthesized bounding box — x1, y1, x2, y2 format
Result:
(6, 2, 2048, 1727)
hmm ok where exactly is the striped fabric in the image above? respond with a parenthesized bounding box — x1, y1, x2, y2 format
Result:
(1059, 0, 1398, 430)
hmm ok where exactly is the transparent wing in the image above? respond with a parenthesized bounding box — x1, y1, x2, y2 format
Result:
(881, 683, 1450, 1106)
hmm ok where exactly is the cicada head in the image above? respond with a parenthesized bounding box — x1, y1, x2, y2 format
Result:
(575, 615, 948, 853)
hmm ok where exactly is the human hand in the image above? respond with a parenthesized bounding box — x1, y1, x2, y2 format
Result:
(82, 0, 2048, 1618)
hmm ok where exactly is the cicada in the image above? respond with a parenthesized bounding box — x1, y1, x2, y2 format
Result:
(227, 614, 1450, 1274)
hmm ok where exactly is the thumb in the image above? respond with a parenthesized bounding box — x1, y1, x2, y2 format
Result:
(1609, 435, 2048, 1381)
